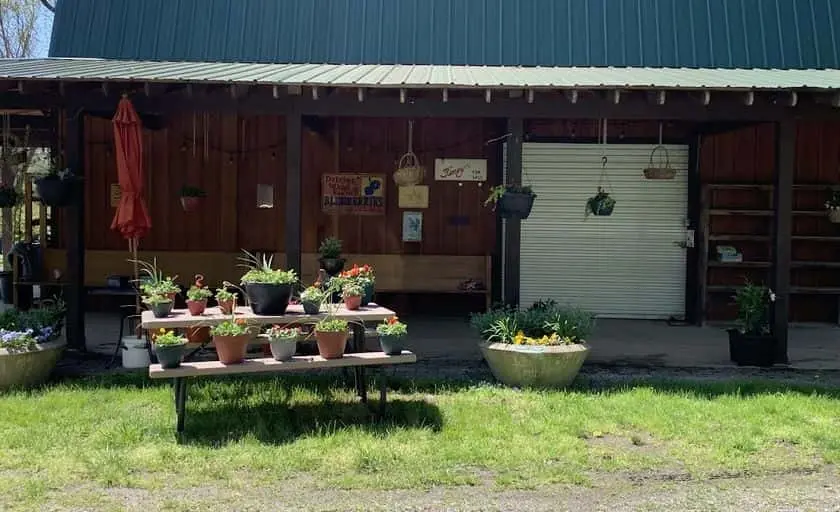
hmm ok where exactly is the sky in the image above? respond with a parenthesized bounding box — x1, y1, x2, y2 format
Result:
(33, 6, 53, 57)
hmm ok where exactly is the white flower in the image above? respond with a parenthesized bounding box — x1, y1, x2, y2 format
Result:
(769, 290, 776, 302)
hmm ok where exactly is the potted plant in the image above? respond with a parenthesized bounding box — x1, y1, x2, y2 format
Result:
(133, 258, 180, 301)
(300, 285, 325, 315)
(263, 325, 299, 361)
(34, 168, 81, 207)
(825, 190, 840, 223)
(215, 285, 237, 314)
(318, 237, 345, 276)
(484, 185, 536, 220)
(338, 264, 376, 306)
(153, 328, 187, 369)
(185, 274, 212, 316)
(341, 282, 363, 311)
(728, 281, 776, 367)
(0, 183, 19, 209)
(144, 294, 173, 318)
(239, 250, 297, 315)
(585, 187, 615, 217)
(179, 185, 205, 212)
(210, 317, 253, 364)
(376, 316, 407, 355)
(471, 301, 593, 388)
(314, 317, 349, 359)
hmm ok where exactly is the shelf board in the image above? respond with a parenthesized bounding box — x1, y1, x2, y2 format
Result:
(708, 261, 770, 268)
(793, 235, 840, 242)
(709, 209, 772, 216)
(709, 234, 770, 241)
(793, 210, 829, 216)
(705, 183, 838, 191)
(707, 285, 840, 294)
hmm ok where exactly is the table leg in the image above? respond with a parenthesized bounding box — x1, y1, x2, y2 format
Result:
(378, 368, 387, 418)
(174, 378, 188, 434)
(351, 324, 367, 401)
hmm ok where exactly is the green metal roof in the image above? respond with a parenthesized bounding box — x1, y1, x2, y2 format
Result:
(2, 59, 840, 90)
(50, 0, 840, 69)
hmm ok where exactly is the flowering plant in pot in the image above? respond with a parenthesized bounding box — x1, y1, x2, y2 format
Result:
(239, 250, 297, 315)
(210, 317, 253, 364)
(34, 168, 81, 207)
(314, 317, 349, 359)
(318, 237, 345, 276)
(484, 185, 536, 220)
(300, 285, 325, 315)
(341, 282, 364, 311)
(376, 316, 407, 355)
(263, 325, 299, 361)
(215, 285, 237, 314)
(179, 185, 205, 212)
(585, 187, 615, 218)
(153, 328, 187, 369)
(133, 258, 180, 301)
(728, 281, 776, 367)
(185, 274, 212, 316)
(825, 190, 840, 223)
(338, 264, 376, 306)
(144, 294, 174, 318)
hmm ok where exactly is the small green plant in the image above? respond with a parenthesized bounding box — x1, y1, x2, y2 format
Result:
(471, 301, 594, 346)
(484, 185, 535, 208)
(154, 329, 187, 347)
(266, 325, 299, 341)
(187, 286, 212, 301)
(179, 185, 206, 198)
(585, 187, 616, 218)
(341, 282, 364, 299)
(215, 287, 236, 302)
(239, 250, 298, 285)
(734, 281, 774, 335)
(315, 318, 348, 333)
(300, 286, 326, 303)
(376, 316, 407, 337)
(132, 258, 179, 296)
(319, 237, 343, 259)
(210, 318, 252, 337)
(143, 294, 171, 305)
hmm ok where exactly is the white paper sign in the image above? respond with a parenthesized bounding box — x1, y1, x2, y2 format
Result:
(434, 159, 487, 182)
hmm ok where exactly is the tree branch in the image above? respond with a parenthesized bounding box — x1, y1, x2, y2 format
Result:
(39, 0, 55, 12)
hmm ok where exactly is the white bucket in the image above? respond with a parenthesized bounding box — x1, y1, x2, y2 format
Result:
(122, 337, 150, 369)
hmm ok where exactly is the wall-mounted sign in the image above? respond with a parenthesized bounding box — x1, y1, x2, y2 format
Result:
(110, 184, 121, 207)
(402, 211, 423, 242)
(434, 159, 487, 182)
(322, 173, 386, 215)
(398, 185, 429, 209)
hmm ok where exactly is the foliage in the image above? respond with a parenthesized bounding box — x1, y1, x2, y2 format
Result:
(337, 264, 375, 286)
(0, 329, 38, 352)
(470, 301, 594, 346)
(825, 190, 840, 210)
(734, 281, 775, 336)
(341, 282, 364, 299)
(0, 184, 20, 207)
(318, 237, 343, 259)
(266, 325, 300, 341)
(484, 185, 536, 208)
(585, 187, 616, 218)
(143, 294, 171, 305)
(179, 185, 206, 198)
(239, 250, 298, 285)
(186, 286, 212, 302)
(376, 316, 407, 337)
(215, 287, 236, 302)
(35, 167, 75, 181)
(300, 286, 325, 303)
(0, 299, 65, 351)
(153, 329, 186, 347)
(210, 318, 252, 337)
(132, 258, 179, 295)
(315, 318, 349, 333)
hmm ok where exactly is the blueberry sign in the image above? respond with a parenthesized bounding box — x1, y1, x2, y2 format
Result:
(322, 174, 386, 215)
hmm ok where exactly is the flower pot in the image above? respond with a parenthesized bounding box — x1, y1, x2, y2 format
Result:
(180, 196, 201, 212)
(245, 283, 292, 315)
(361, 282, 375, 307)
(318, 257, 346, 276)
(186, 326, 210, 345)
(154, 343, 186, 369)
(379, 335, 406, 356)
(589, 200, 615, 217)
(315, 330, 348, 359)
(35, 177, 79, 207)
(268, 338, 298, 361)
(829, 209, 840, 224)
(497, 192, 535, 220)
(218, 298, 235, 315)
(727, 329, 776, 367)
(149, 301, 174, 318)
(302, 300, 321, 315)
(213, 334, 251, 364)
(0, 339, 65, 391)
(344, 295, 362, 311)
(186, 299, 207, 316)
(479, 342, 589, 388)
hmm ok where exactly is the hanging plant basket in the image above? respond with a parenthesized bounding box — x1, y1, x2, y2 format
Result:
(829, 209, 840, 223)
(35, 175, 81, 207)
(0, 186, 19, 208)
(498, 190, 536, 219)
(393, 151, 425, 187)
(585, 188, 616, 217)
(643, 145, 676, 180)
(179, 185, 205, 212)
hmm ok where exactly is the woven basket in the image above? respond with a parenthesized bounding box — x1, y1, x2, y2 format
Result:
(643, 145, 676, 180)
(394, 151, 425, 187)
(829, 209, 840, 224)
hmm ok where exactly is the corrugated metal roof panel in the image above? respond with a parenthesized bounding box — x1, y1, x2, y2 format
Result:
(2, 58, 840, 90)
(50, 0, 840, 69)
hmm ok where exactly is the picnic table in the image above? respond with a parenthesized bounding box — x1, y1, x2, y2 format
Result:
(141, 303, 417, 433)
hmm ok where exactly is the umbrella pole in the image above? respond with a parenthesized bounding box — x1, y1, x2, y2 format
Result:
(132, 237, 140, 338)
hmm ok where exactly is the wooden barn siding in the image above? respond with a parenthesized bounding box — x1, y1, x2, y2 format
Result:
(700, 121, 840, 322)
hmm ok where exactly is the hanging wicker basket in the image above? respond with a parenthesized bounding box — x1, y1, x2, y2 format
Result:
(393, 151, 425, 187)
(643, 145, 676, 180)
(828, 209, 840, 223)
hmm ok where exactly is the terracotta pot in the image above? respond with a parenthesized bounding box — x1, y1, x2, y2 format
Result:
(186, 326, 210, 345)
(165, 292, 178, 302)
(343, 295, 362, 311)
(315, 330, 348, 359)
(186, 299, 207, 316)
(180, 196, 201, 212)
(213, 334, 250, 364)
(218, 298, 235, 315)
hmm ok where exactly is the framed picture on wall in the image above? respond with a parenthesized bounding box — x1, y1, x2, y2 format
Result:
(402, 211, 423, 242)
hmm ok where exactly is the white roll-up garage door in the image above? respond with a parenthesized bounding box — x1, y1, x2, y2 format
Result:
(520, 143, 688, 319)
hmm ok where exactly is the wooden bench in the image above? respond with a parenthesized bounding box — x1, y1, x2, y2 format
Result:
(149, 352, 417, 433)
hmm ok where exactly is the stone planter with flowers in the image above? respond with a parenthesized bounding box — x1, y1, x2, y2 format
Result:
(727, 280, 777, 367)
(0, 301, 66, 390)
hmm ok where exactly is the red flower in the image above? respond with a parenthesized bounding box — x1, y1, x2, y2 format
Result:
(386, 316, 398, 325)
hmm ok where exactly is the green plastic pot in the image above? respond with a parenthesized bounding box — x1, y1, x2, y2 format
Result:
(155, 343, 186, 369)
(379, 335, 406, 356)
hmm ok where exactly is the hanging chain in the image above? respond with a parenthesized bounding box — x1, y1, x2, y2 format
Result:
(407, 119, 414, 154)
(597, 119, 613, 193)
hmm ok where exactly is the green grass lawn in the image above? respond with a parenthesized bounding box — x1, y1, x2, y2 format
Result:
(0, 373, 839, 509)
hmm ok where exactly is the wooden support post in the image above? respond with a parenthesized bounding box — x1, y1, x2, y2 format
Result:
(64, 110, 86, 350)
(285, 112, 302, 275)
(772, 120, 794, 364)
(503, 118, 523, 307)
(685, 132, 701, 324)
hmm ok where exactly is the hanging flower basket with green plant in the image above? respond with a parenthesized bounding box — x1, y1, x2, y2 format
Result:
(484, 185, 536, 220)
(0, 183, 19, 209)
(585, 187, 616, 218)
(179, 185, 205, 212)
(35, 168, 82, 207)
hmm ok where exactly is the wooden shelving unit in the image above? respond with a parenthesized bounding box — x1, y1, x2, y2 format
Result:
(699, 183, 840, 324)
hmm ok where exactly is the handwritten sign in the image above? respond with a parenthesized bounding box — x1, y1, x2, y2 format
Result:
(398, 185, 429, 209)
(110, 184, 121, 207)
(322, 173, 386, 215)
(434, 159, 487, 182)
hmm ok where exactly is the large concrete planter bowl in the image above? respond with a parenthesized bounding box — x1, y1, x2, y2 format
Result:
(0, 339, 65, 391)
(479, 342, 589, 388)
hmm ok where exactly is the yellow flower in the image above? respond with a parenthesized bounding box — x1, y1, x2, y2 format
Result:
(159, 328, 165, 333)
(513, 331, 526, 345)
